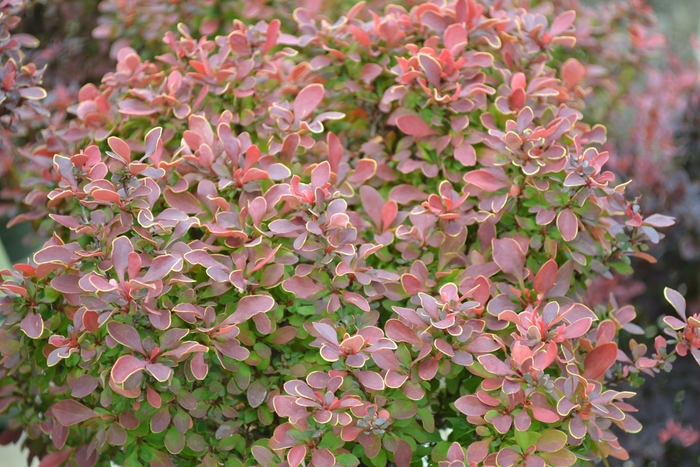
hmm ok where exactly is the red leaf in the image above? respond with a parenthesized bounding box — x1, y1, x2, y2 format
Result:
(52, 400, 99, 426)
(530, 405, 560, 423)
(583, 342, 618, 379)
(396, 115, 438, 137)
(107, 136, 131, 162)
(190, 352, 208, 380)
(385, 319, 423, 346)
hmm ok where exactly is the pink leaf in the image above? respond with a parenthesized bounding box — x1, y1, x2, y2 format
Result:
(264, 19, 281, 54)
(550, 10, 576, 36)
(394, 439, 413, 467)
(288, 445, 306, 467)
(463, 169, 509, 192)
(294, 83, 325, 121)
(396, 115, 438, 137)
(385, 319, 423, 346)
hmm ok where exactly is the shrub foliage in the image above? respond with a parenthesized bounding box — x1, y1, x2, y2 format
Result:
(0, 1, 697, 467)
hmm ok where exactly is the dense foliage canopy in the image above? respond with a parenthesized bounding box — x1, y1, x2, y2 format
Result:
(0, 1, 698, 467)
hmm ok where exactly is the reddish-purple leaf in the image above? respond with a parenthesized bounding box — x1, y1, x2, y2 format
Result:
(107, 322, 145, 354)
(454, 395, 490, 417)
(39, 449, 73, 467)
(71, 375, 99, 398)
(556, 209, 578, 241)
(111, 355, 146, 385)
(229, 295, 275, 323)
(492, 238, 526, 279)
(141, 255, 182, 282)
(311, 448, 335, 467)
(52, 400, 99, 426)
(394, 439, 413, 467)
(355, 371, 385, 391)
(478, 354, 514, 376)
(112, 236, 134, 283)
(282, 276, 324, 299)
(20, 312, 43, 339)
(664, 287, 686, 320)
(534, 259, 557, 295)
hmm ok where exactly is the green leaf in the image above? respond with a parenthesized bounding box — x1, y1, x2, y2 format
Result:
(336, 453, 360, 466)
(370, 449, 387, 467)
(417, 408, 435, 433)
(319, 432, 344, 450)
(164, 426, 186, 454)
(514, 430, 540, 450)
(123, 449, 143, 467)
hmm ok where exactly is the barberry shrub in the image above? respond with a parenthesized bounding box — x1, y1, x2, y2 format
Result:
(0, 1, 695, 467)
